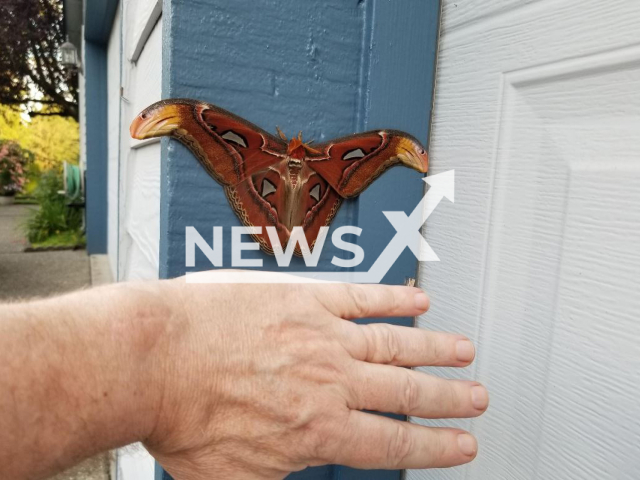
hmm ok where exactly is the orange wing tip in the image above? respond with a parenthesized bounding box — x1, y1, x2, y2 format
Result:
(130, 103, 185, 139)
(396, 137, 429, 173)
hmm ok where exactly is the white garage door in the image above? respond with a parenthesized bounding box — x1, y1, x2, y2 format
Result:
(106, 8, 121, 279)
(112, 1, 162, 479)
(118, 1, 162, 282)
(412, 1, 640, 479)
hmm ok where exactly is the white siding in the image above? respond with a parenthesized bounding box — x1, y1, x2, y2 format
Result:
(107, 7, 121, 281)
(115, 446, 156, 480)
(117, 4, 162, 282)
(125, 0, 162, 62)
(411, 1, 640, 479)
(78, 28, 86, 172)
(112, 2, 162, 478)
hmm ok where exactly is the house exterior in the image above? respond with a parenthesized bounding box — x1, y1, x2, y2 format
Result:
(65, 1, 640, 480)
(66, 0, 164, 477)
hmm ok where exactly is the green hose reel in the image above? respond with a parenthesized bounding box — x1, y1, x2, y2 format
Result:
(62, 161, 84, 205)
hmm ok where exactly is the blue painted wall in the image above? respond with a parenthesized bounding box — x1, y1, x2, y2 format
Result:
(83, 40, 108, 254)
(159, 0, 440, 478)
(160, 0, 367, 277)
(355, 1, 441, 287)
(82, 0, 119, 254)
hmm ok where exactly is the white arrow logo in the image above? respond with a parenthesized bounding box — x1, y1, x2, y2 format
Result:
(344, 169, 454, 283)
(381, 169, 455, 264)
(187, 170, 455, 284)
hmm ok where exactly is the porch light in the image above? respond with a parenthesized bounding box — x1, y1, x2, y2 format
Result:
(59, 36, 82, 72)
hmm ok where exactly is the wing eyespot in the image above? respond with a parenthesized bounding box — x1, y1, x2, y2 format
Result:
(309, 184, 321, 202)
(261, 179, 277, 198)
(342, 148, 366, 161)
(221, 130, 248, 148)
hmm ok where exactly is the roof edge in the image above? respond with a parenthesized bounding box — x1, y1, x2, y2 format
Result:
(84, 0, 119, 45)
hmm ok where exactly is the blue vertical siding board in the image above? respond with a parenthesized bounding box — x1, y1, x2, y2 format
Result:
(84, 40, 108, 254)
(82, 0, 119, 255)
(159, 0, 173, 279)
(154, 461, 165, 480)
(158, 1, 440, 478)
(161, 0, 366, 279)
(355, 0, 441, 287)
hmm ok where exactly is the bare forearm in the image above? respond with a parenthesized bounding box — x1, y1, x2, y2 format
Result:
(0, 283, 167, 479)
(0, 273, 487, 479)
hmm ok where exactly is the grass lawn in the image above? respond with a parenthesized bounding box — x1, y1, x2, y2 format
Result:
(30, 230, 86, 250)
(14, 196, 38, 205)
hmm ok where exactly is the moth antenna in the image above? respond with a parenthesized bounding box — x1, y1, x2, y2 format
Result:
(298, 131, 303, 141)
(276, 126, 287, 141)
(305, 145, 322, 154)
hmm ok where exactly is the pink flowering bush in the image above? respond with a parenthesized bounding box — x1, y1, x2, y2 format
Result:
(0, 141, 32, 196)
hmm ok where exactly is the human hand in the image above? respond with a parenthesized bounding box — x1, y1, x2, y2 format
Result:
(141, 271, 488, 479)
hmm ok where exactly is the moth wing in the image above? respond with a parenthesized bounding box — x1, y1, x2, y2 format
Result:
(199, 106, 288, 184)
(306, 130, 429, 198)
(131, 99, 287, 186)
(298, 175, 343, 255)
(224, 173, 287, 255)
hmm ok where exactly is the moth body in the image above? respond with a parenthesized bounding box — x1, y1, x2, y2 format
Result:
(258, 156, 323, 233)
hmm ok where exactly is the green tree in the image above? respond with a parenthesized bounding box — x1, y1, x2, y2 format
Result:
(0, 104, 78, 170)
(22, 115, 79, 169)
(0, 105, 26, 141)
(0, 0, 78, 119)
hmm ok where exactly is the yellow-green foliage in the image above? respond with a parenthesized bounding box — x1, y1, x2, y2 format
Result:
(25, 169, 83, 244)
(0, 105, 79, 170)
(0, 106, 23, 141)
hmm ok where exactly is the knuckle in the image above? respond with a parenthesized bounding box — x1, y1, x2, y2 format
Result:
(282, 405, 308, 428)
(303, 415, 346, 463)
(368, 324, 401, 364)
(381, 325, 402, 364)
(401, 373, 422, 414)
(347, 285, 370, 318)
(386, 424, 414, 467)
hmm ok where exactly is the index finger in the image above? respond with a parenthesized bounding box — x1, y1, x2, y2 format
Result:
(312, 283, 430, 320)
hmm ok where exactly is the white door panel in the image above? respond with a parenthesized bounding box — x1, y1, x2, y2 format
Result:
(120, 142, 161, 281)
(125, 0, 162, 61)
(118, 13, 162, 282)
(411, 1, 640, 479)
(114, 4, 162, 478)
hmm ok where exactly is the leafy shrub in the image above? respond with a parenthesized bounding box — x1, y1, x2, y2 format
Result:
(0, 141, 32, 196)
(25, 169, 83, 244)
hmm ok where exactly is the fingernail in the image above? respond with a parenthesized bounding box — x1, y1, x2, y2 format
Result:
(471, 385, 489, 410)
(456, 340, 475, 362)
(457, 434, 477, 456)
(414, 292, 429, 310)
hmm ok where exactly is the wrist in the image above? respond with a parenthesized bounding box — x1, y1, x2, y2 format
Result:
(0, 282, 171, 478)
(101, 281, 175, 444)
